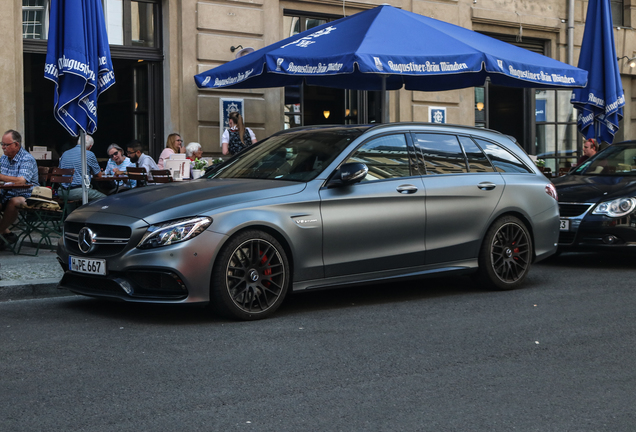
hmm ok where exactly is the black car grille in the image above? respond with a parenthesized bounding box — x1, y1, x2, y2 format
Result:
(60, 270, 188, 300)
(64, 222, 132, 256)
(559, 203, 593, 217)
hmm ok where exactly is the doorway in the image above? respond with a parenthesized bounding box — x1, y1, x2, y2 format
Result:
(23, 53, 162, 163)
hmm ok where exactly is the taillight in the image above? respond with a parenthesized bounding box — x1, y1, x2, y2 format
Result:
(545, 183, 558, 201)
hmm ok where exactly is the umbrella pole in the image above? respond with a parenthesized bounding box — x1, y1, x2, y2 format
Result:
(381, 75, 389, 123)
(80, 131, 88, 205)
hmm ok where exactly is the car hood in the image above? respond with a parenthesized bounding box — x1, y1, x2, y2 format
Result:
(77, 179, 306, 223)
(553, 175, 636, 203)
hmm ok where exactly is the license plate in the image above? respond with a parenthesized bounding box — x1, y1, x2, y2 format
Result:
(69, 256, 106, 275)
(559, 219, 570, 231)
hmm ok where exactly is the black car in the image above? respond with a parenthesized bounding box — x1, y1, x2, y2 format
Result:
(553, 140, 636, 250)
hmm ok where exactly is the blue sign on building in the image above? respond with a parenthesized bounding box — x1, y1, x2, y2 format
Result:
(429, 106, 446, 124)
(535, 99, 546, 122)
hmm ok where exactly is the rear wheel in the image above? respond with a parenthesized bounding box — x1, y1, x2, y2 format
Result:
(475, 216, 532, 290)
(211, 230, 290, 320)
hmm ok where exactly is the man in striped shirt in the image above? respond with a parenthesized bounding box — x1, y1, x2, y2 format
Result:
(58, 134, 106, 202)
(1, 130, 39, 248)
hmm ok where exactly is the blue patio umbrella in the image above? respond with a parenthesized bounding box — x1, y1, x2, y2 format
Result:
(195, 5, 587, 107)
(571, 0, 625, 144)
(44, 0, 115, 203)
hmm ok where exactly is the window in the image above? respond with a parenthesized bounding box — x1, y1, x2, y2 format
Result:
(474, 138, 533, 173)
(23, 0, 159, 48)
(610, 0, 623, 27)
(22, 0, 48, 39)
(282, 10, 383, 128)
(413, 134, 468, 175)
(458, 136, 495, 173)
(346, 135, 412, 181)
(534, 89, 578, 172)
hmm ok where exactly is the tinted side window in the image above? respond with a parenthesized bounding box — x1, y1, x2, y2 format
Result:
(474, 138, 533, 173)
(413, 133, 467, 175)
(458, 136, 495, 173)
(346, 134, 412, 181)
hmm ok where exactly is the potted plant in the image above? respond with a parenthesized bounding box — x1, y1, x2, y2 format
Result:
(191, 158, 208, 179)
(535, 159, 546, 172)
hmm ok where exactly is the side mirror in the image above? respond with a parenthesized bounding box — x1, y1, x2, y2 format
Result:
(340, 162, 368, 184)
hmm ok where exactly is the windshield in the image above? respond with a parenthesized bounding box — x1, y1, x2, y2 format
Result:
(208, 128, 367, 182)
(571, 144, 636, 176)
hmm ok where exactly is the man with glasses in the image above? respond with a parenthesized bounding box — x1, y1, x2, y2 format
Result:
(0, 130, 39, 249)
(104, 143, 136, 192)
(58, 134, 106, 201)
(126, 140, 158, 181)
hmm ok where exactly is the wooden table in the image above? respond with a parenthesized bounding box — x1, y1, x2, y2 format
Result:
(0, 183, 34, 190)
(91, 175, 129, 194)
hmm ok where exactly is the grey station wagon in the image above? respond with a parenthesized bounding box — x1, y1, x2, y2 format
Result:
(57, 123, 559, 320)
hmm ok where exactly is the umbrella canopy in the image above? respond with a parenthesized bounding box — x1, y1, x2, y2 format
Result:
(44, 0, 115, 204)
(195, 5, 587, 92)
(571, 0, 625, 144)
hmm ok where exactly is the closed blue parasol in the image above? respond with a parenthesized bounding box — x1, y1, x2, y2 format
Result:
(571, 0, 624, 144)
(195, 5, 587, 93)
(45, 0, 115, 203)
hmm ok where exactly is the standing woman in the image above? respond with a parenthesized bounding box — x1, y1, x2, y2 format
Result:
(221, 112, 257, 156)
(158, 133, 184, 169)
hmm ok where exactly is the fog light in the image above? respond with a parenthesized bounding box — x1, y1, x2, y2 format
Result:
(603, 235, 619, 244)
(120, 280, 134, 295)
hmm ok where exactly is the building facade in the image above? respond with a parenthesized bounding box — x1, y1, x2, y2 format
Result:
(2, 0, 636, 172)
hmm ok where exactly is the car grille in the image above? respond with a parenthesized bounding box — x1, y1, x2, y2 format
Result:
(59, 270, 188, 300)
(559, 203, 593, 217)
(64, 221, 132, 256)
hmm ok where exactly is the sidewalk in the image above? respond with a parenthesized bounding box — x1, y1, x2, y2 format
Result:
(0, 243, 72, 302)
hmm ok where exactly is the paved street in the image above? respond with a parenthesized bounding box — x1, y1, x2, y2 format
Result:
(1, 251, 635, 431)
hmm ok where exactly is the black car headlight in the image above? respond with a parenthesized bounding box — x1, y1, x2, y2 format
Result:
(592, 198, 636, 218)
(137, 217, 212, 249)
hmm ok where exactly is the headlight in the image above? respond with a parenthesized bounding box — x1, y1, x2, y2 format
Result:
(592, 198, 636, 218)
(137, 217, 212, 249)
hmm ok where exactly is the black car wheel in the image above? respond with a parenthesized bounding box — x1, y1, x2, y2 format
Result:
(211, 230, 290, 320)
(475, 216, 532, 290)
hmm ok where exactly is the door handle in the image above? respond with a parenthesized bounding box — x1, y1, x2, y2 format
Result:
(397, 184, 418, 194)
(478, 182, 496, 191)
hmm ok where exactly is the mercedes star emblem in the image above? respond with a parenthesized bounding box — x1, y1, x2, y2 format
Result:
(78, 227, 96, 254)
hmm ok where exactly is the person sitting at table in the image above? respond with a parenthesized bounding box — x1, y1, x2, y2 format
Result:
(185, 142, 203, 162)
(58, 134, 106, 202)
(126, 140, 158, 181)
(0, 129, 39, 249)
(157, 133, 184, 169)
(104, 144, 136, 192)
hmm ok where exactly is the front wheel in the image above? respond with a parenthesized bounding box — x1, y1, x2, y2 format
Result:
(211, 230, 290, 320)
(475, 216, 532, 290)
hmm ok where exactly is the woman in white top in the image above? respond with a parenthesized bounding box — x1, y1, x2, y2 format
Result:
(157, 133, 184, 169)
(221, 112, 257, 156)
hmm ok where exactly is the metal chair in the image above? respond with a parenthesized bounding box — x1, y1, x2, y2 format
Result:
(16, 168, 76, 255)
(150, 169, 173, 183)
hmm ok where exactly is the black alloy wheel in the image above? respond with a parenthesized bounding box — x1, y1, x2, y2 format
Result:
(211, 230, 290, 320)
(475, 216, 532, 290)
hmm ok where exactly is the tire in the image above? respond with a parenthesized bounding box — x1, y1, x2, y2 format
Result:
(211, 230, 290, 320)
(475, 216, 532, 290)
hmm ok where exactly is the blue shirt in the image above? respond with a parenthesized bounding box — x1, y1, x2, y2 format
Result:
(0, 147, 39, 203)
(59, 144, 102, 187)
(105, 156, 136, 188)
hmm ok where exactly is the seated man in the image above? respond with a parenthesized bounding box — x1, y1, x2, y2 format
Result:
(104, 143, 136, 192)
(58, 134, 106, 201)
(0, 130, 39, 249)
(126, 140, 158, 182)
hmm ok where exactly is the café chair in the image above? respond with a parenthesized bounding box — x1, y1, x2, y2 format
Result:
(150, 169, 173, 183)
(126, 167, 148, 187)
(17, 168, 76, 256)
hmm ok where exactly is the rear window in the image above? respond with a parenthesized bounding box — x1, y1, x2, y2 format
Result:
(473, 138, 532, 173)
